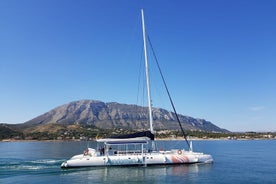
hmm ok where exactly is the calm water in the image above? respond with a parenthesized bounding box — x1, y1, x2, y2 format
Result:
(1, 140, 276, 184)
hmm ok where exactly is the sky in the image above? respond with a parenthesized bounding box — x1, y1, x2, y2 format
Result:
(0, 0, 276, 132)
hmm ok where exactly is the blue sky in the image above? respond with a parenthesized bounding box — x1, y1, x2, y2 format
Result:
(1, 0, 275, 132)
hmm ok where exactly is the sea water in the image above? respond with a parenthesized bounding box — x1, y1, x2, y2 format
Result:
(1, 140, 276, 184)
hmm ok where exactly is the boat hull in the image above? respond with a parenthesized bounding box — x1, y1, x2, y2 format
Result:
(61, 150, 213, 168)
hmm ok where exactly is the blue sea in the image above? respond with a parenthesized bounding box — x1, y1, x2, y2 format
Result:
(1, 140, 276, 184)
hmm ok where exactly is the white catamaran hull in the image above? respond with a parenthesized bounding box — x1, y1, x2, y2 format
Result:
(61, 149, 213, 168)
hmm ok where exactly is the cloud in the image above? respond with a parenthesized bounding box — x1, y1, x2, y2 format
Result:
(249, 106, 265, 112)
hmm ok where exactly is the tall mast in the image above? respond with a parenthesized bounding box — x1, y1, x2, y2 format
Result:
(141, 9, 153, 133)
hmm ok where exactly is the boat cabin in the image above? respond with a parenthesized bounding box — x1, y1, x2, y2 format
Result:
(96, 137, 154, 156)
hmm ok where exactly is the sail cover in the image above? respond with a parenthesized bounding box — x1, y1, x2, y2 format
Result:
(109, 131, 154, 140)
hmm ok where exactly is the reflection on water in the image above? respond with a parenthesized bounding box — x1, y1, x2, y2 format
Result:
(60, 164, 213, 183)
(168, 164, 212, 176)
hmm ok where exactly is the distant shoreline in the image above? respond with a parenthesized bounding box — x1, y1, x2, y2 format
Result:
(2, 137, 276, 142)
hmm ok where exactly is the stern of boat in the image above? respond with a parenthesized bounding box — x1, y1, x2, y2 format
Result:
(198, 153, 213, 163)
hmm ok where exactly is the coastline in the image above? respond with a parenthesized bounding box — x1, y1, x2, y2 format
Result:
(2, 137, 276, 142)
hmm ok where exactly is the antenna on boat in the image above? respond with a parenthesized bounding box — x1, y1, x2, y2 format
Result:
(141, 9, 154, 133)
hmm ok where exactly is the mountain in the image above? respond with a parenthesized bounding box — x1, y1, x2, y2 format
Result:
(23, 100, 227, 133)
(0, 123, 23, 140)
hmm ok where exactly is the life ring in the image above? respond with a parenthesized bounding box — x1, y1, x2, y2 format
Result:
(178, 150, 182, 155)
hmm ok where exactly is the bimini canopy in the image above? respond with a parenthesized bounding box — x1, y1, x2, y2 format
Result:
(97, 137, 149, 145)
(109, 131, 154, 140)
(97, 131, 154, 145)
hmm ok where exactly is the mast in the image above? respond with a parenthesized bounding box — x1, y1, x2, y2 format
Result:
(141, 9, 154, 133)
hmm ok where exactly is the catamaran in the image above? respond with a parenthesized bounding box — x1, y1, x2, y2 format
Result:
(61, 9, 213, 168)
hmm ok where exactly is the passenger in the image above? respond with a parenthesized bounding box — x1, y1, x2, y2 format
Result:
(100, 147, 105, 155)
(99, 147, 104, 155)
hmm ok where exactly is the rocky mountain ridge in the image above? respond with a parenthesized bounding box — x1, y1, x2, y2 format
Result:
(23, 100, 227, 133)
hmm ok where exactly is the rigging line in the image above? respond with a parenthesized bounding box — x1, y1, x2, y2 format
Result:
(147, 36, 191, 149)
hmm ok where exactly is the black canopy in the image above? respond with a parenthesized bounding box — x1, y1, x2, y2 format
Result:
(109, 130, 154, 140)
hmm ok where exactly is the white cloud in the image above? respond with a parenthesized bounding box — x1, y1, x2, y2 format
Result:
(249, 106, 265, 112)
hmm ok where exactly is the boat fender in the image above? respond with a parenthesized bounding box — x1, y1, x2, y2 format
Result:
(178, 150, 182, 155)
